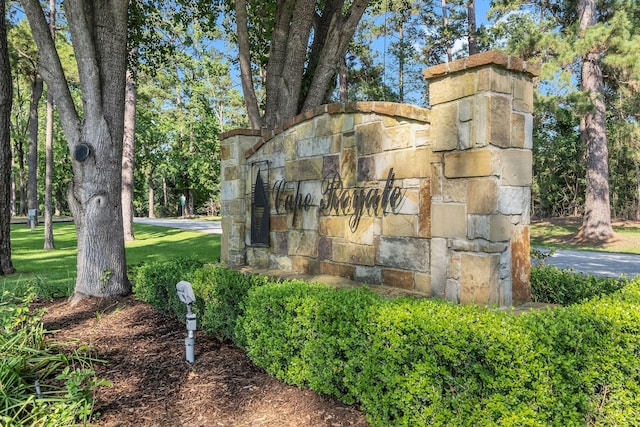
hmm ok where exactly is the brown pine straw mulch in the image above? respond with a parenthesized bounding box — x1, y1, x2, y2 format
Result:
(35, 295, 369, 427)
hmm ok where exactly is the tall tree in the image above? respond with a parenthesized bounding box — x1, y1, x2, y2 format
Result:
(21, 0, 131, 299)
(491, 0, 640, 240)
(26, 65, 42, 215)
(122, 65, 136, 242)
(0, 0, 16, 275)
(233, 0, 370, 130)
(43, 0, 56, 250)
(575, 0, 614, 241)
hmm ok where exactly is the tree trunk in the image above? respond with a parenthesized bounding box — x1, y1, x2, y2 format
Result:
(576, 0, 614, 242)
(43, 89, 55, 249)
(467, 0, 477, 55)
(43, 0, 56, 250)
(17, 140, 26, 215)
(27, 72, 43, 213)
(442, 0, 452, 62)
(339, 54, 348, 103)
(147, 173, 155, 218)
(122, 67, 136, 242)
(10, 154, 16, 216)
(234, 0, 262, 129)
(302, 0, 369, 112)
(0, 0, 15, 275)
(21, 0, 131, 298)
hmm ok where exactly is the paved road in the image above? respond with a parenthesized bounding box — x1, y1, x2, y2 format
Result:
(533, 249, 640, 279)
(133, 218, 640, 279)
(133, 217, 222, 235)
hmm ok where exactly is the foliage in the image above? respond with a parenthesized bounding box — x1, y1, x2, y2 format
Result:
(0, 293, 109, 425)
(530, 265, 627, 305)
(129, 262, 640, 426)
(237, 277, 640, 426)
(239, 281, 380, 402)
(190, 265, 268, 346)
(132, 256, 204, 318)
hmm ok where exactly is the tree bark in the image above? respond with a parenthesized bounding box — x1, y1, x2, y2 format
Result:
(44, 0, 56, 250)
(147, 173, 155, 218)
(263, 0, 315, 128)
(0, 0, 16, 275)
(576, 0, 615, 242)
(17, 140, 26, 215)
(302, 0, 370, 112)
(339, 54, 348, 103)
(21, 0, 131, 298)
(122, 67, 136, 242)
(27, 72, 43, 213)
(467, 0, 477, 55)
(235, 0, 262, 129)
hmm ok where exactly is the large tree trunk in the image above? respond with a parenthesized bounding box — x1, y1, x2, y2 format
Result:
(0, 0, 15, 275)
(43, 0, 56, 250)
(27, 72, 43, 213)
(237, 0, 370, 129)
(122, 67, 136, 242)
(576, 0, 615, 242)
(22, 0, 131, 299)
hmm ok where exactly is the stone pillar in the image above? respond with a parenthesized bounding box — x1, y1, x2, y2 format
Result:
(219, 130, 262, 267)
(424, 51, 539, 306)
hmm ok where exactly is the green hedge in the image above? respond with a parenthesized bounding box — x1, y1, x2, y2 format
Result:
(132, 256, 205, 318)
(530, 265, 627, 305)
(191, 266, 269, 347)
(132, 261, 640, 426)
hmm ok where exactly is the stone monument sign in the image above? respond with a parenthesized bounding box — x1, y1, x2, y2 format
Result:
(220, 51, 539, 307)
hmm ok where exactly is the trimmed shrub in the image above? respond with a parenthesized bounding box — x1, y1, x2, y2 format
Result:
(531, 265, 626, 305)
(239, 276, 640, 427)
(521, 293, 640, 425)
(133, 263, 640, 426)
(132, 256, 204, 318)
(352, 298, 545, 427)
(239, 281, 379, 402)
(191, 265, 268, 346)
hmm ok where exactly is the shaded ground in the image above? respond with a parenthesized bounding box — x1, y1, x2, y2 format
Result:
(35, 296, 369, 427)
(532, 217, 640, 251)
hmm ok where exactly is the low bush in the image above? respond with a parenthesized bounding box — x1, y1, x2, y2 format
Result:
(238, 277, 640, 426)
(239, 281, 379, 402)
(191, 265, 268, 346)
(1, 292, 109, 426)
(132, 256, 204, 318)
(132, 263, 639, 426)
(530, 265, 626, 305)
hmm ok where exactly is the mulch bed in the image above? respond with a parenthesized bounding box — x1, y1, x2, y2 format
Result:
(34, 295, 369, 427)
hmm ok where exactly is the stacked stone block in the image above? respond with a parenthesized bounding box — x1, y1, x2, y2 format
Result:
(425, 51, 539, 306)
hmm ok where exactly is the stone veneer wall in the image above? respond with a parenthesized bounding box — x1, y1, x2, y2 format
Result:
(220, 51, 539, 307)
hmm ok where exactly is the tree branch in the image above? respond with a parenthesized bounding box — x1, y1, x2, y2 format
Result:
(235, 0, 262, 129)
(20, 0, 80, 148)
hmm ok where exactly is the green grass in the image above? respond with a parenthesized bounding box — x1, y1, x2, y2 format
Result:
(2, 222, 221, 298)
(530, 220, 640, 254)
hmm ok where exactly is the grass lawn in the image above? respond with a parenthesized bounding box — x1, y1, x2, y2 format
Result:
(531, 218, 640, 254)
(2, 222, 220, 298)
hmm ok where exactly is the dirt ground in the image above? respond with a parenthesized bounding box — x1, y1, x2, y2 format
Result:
(35, 295, 369, 427)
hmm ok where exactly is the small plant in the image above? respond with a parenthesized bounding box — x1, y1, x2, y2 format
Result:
(530, 247, 555, 266)
(0, 294, 110, 425)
